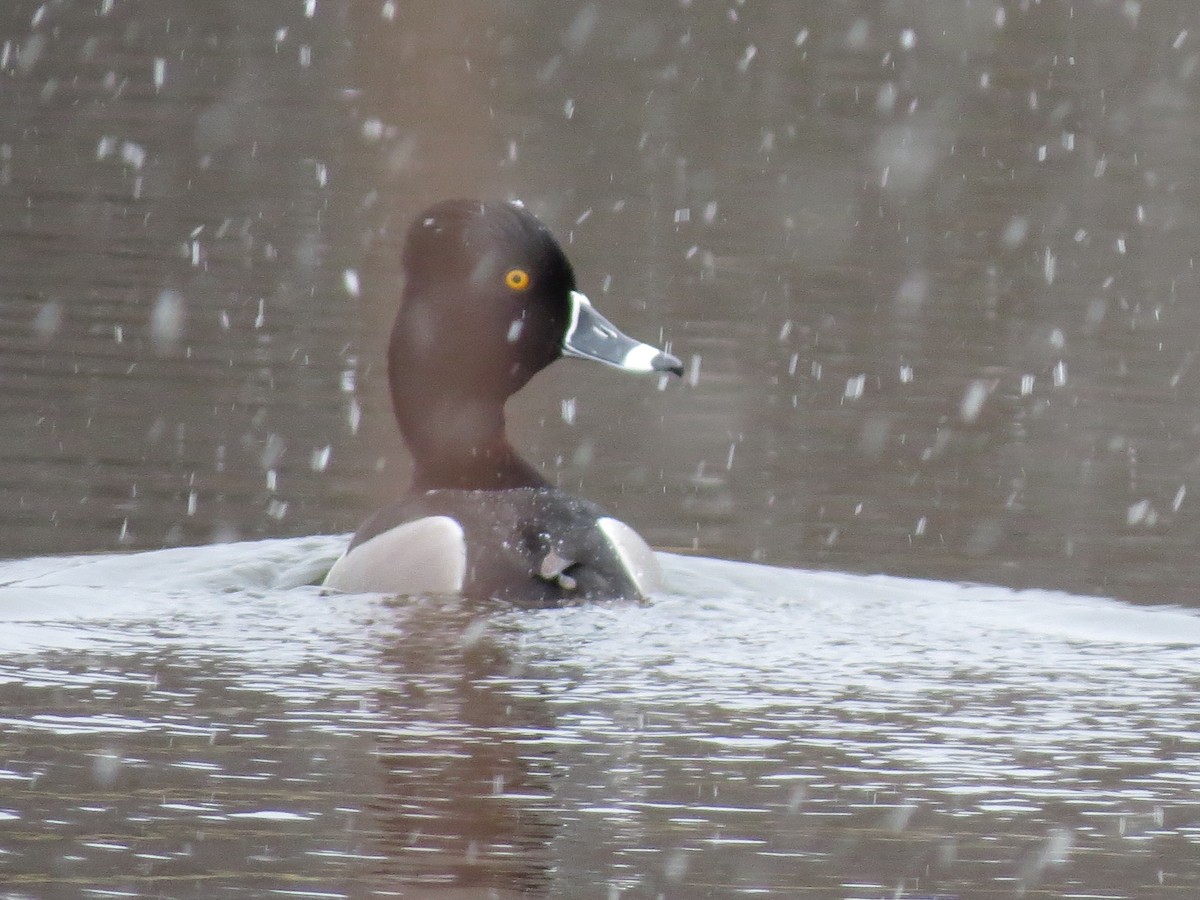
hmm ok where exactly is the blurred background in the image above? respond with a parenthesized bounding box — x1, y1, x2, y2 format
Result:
(3, 0, 1200, 605)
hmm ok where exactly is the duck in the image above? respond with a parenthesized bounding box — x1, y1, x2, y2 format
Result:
(323, 199, 683, 603)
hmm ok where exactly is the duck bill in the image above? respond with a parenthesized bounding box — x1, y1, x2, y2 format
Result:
(562, 291, 683, 376)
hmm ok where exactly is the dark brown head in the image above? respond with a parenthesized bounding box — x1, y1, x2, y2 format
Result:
(388, 199, 682, 489)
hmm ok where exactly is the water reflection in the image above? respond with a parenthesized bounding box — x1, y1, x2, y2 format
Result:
(5, 543, 1200, 896)
(370, 598, 558, 894)
(0, 538, 556, 895)
(509, 559, 1200, 897)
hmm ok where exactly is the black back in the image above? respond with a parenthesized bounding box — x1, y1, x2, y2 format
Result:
(349, 488, 640, 605)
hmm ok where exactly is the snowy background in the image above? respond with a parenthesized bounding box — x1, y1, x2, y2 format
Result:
(3, 1, 1200, 604)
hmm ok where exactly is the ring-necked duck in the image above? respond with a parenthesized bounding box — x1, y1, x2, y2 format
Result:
(323, 199, 682, 603)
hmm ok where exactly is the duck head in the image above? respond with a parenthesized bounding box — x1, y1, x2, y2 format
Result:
(388, 199, 682, 490)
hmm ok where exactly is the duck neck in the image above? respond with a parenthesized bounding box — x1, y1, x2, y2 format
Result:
(395, 392, 548, 492)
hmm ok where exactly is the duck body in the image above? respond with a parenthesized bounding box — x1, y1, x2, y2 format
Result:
(326, 487, 662, 604)
(323, 199, 681, 603)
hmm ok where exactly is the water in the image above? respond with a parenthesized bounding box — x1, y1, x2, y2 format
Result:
(4, 2, 1200, 895)
(5, 2, 1200, 603)
(2, 541, 1199, 898)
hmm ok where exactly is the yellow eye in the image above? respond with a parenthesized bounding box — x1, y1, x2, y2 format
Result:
(504, 268, 531, 291)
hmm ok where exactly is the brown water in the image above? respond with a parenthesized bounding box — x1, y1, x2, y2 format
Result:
(2, 2, 1200, 897)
